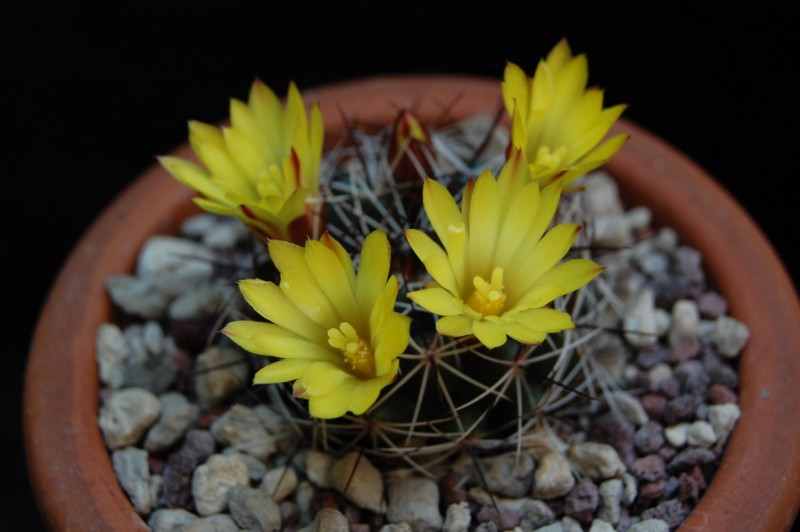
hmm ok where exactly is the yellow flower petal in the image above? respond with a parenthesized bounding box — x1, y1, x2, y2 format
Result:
(300, 361, 351, 396)
(238, 278, 328, 343)
(407, 287, 465, 316)
(253, 359, 309, 384)
(222, 321, 337, 362)
(436, 315, 475, 337)
(307, 381, 352, 419)
(472, 320, 507, 350)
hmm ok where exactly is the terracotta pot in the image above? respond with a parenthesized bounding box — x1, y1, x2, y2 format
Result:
(24, 75, 800, 530)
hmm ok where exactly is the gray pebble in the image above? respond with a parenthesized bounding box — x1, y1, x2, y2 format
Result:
(533, 452, 575, 500)
(106, 274, 172, 319)
(228, 484, 282, 531)
(96, 322, 130, 389)
(211, 403, 276, 462)
(183, 514, 240, 532)
(260, 465, 298, 501)
(481, 451, 535, 497)
(443, 501, 472, 532)
(136, 235, 217, 298)
(193, 345, 249, 408)
(386, 471, 443, 530)
(98, 387, 161, 450)
(111, 447, 156, 515)
(588, 518, 615, 532)
(145, 392, 198, 453)
(710, 316, 750, 357)
(708, 403, 741, 444)
(666, 448, 717, 474)
(331, 452, 385, 513)
(148, 508, 198, 532)
(627, 518, 670, 532)
(634, 421, 665, 455)
(191, 453, 250, 516)
(686, 421, 717, 447)
(564, 477, 599, 524)
(567, 442, 626, 481)
(597, 479, 623, 525)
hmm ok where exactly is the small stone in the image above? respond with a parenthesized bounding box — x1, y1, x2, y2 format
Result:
(621, 473, 638, 506)
(564, 478, 599, 524)
(96, 322, 131, 389)
(624, 287, 659, 348)
(686, 421, 717, 448)
(567, 442, 626, 481)
(533, 451, 575, 500)
(98, 387, 161, 450)
(106, 274, 172, 319)
(145, 392, 198, 453)
(639, 394, 667, 420)
(634, 421, 665, 455)
(211, 403, 276, 462)
(666, 448, 717, 474)
(561, 515, 584, 532)
(148, 508, 198, 532)
(193, 346, 249, 408)
(673, 246, 704, 284)
(159, 429, 215, 508)
(385, 471, 443, 531)
(260, 465, 299, 501)
(674, 360, 709, 396)
(331, 451, 384, 513)
(588, 412, 636, 466)
(191, 453, 250, 516)
(631, 454, 666, 482)
(588, 518, 615, 531)
(481, 451, 535, 497)
(306, 507, 349, 531)
(708, 383, 738, 404)
(443, 501, 471, 532)
(662, 394, 702, 425)
(136, 235, 217, 298)
(627, 518, 670, 532)
(597, 479, 623, 525)
(112, 447, 156, 515)
(609, 391, 650, 427)
(708, 403, 741, 444)
(710, 316, 750, 357)
(228, 484, 282, 531)
(664, 423, 690, 448)
(305, 450, 334, 488)
(641, 499, 690, 529)
(168, 282, 234, 321)
(647, 363, 673, 385)
(668, 299, 700, 348)
(183, 514, 240, 532)
(697, 291, 728, 318)
(635, 345, 668, 370)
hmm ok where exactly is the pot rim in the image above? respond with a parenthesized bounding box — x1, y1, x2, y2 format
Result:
(24, 74, 800, 531)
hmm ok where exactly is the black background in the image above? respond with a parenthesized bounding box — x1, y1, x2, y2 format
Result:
(5, 5, 798, 530)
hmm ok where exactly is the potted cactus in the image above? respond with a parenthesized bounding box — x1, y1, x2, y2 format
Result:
(25, 40, 800, 531)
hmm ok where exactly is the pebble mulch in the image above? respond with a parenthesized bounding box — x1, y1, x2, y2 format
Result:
(96, 171, 747, 532)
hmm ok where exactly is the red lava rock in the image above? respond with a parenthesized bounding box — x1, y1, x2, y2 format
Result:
(588, 411, 637, 466)
(662, 394, 702, 425)
(564, 478, 599, 525)
(708, 383, 738, 404)
(158, 429, 215, 509)
(195, 404, 228, 429)
(638, 479, 665, 503)
(440, 471, 469, 505)
(667, 339, 701, 363)
(697, 291, 728, 318)
(632, 454, 666, 482)
(279, 500, 299, 527)
(639, 393, 668, 420)
(641, 499, 691, 529)
(148, 455, 166, 475)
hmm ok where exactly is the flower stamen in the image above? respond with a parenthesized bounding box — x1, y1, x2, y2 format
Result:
(467, 267, 507, 317)
(535, 145, 567, 170)
(328, 322, 376, 379)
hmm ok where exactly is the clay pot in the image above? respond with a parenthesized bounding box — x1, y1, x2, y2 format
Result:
(24, 75, 800, 530)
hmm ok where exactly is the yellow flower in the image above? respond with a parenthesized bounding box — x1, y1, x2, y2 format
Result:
(503, 39, 628, 188)
(405, 148, 604, 349)
(222, 230, 411, 419)
(159, 79, 324, 244)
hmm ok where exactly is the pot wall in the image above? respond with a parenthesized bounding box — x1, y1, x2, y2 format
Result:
(24, 75, 800, 531)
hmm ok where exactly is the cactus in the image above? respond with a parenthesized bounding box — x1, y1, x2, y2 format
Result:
(161, 40, 628, 474)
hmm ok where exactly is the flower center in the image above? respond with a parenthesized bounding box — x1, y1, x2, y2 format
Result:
(467, 267, 507, 317)
(328, 322, 375, 379)
(535, 145, 567, 170)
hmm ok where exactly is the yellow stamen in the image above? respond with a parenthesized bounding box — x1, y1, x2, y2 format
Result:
(535, 145, 567, 170)
(467, 267, 507, 317)
(328, 322, 375, 379)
